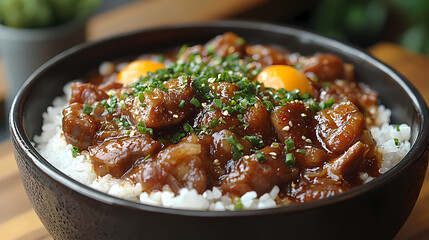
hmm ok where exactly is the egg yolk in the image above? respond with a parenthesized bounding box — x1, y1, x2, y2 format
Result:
(257, 65, 314, 95)
(117, 60, 165, 85)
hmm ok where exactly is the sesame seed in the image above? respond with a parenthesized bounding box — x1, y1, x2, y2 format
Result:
(305, 139, 312, 143)
(201, 103, 208, 108)
(244, 155, 250, 160)
(282, 126, 290, 131)
(269, 152, 277, 156)
(222, 110, 229, 116)
(214, 159, 220, 165)
(289, 121, 293, 127)
(301, 113, 307, 117)
(173, 114, 179, 119)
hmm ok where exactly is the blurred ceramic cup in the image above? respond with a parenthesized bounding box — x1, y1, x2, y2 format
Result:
(0, 19, 86, 116)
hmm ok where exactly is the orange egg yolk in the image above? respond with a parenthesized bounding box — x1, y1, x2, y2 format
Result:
(257, 65, 314, 95)
(117, 60, 165, 85)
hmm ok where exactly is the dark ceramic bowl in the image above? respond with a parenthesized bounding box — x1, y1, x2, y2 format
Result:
(10, 20, 429, 240)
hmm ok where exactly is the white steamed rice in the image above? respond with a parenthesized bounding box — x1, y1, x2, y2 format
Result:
(33, 82, 411, 210)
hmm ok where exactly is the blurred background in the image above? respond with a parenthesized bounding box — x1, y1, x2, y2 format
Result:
(97, 0, 429, 55)
(239, 0, 429, 55)
(1, 2, 429, 239)
(0, 0, 428, 141)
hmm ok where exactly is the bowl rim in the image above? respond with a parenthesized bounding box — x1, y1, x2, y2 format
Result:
(9, 19, 429, 217)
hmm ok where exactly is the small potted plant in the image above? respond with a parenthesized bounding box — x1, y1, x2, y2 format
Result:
(0, 0, 101, 110)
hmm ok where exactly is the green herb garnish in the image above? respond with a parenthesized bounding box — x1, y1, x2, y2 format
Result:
(83, 104, 92, 114)
(296, 149, 307, 154)
(394, 138, 400, 146)
(137, 121, 153, 135)
(209, 119, 219, 128)
(114, 117, 131, 130)
(71, 146, 80, 158)
(243, 135, 264, 149)
(227, 135, 244, 160)
(143, 154, 151, 161)
(190, 97, 201, 107)
(178, 99, 185, 108)
(284, 139, 295, 152)
(234, 198, 243, 210)
(183, 123, 194, 133)
(256, 152, 266, 163)
(285, 153, 295, 167)
(319, 98, 335, 110)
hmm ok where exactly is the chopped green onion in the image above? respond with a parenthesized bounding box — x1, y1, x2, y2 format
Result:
(296, 149, 307, 154)
(394, 138, 400, 146)
(271, 142, 280, 148)
(234, 198, 243, 210)
(137, 121, 153, 135)
(219, 117, 226, 124)
(319, 98, 335, 110)
(209, 119, 219, 128)
(284, 139, 295, 152)
(237, 114, 244, 123)
(190, 97, 201, 107)
(206, 45, 215, 55)
(214, 98, 223, 109)
(71, 146, 80, 158)
(178, 44, 188, 59)
(183, 123, 194, 133)
(172, 131, 186, 143)
(115, 117, 131, 130)
(83, 104, 92, 114)
(227, 135, 244, 160)
(143, 154, 151, 161)
(236, 37, 245, 46)
(120, 100, 126, 109)
(396, 125, 400, 132)
(285, 153, 295, 167)
(322, 82, 331, 88)
(256, 152, 266, 162)
(263, 100, 274, 112)
(243, 135, 264, 149)
(178, 100, 185, 108)
(103, 95, 117, 114)
(138, 93, 145, 102)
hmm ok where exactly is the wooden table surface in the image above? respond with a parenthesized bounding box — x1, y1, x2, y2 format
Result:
(1, 0, 429, 239)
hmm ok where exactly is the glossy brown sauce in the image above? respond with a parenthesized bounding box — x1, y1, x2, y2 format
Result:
(62, 32, 381, 205)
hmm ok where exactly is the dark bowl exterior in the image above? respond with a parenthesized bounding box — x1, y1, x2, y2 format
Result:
(10, 21, 429, 240)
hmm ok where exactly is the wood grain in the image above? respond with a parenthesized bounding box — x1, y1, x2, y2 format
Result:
(369, 42, 429, 103)
(0, 0, 428, 239)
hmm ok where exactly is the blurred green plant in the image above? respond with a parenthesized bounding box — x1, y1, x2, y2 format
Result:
(314, 0, 429, 55)
(392, 0, 429, 55)
(0, 0, 101, 28)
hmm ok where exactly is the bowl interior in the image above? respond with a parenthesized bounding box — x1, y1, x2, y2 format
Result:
(11, 20, 429, 214)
